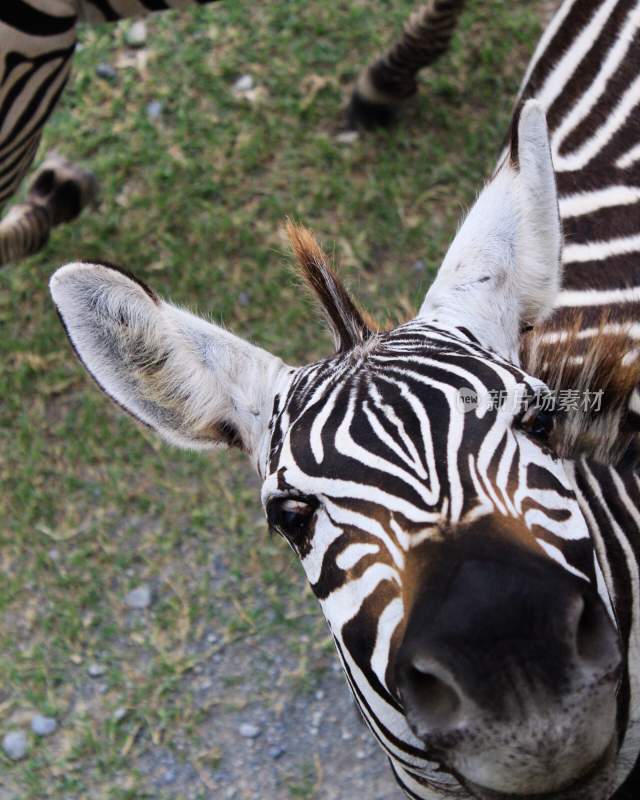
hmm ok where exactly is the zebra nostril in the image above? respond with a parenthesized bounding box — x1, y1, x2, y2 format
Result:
(399, 665, 462, 732)
(574, 593, 621, 674)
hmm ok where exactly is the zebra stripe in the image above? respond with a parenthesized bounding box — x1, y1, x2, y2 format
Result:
(521, 0, 640, 342)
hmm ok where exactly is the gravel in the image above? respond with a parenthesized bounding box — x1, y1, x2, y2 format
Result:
(146, 101, 163, 121)
(96, 63, 117, 83)
(87, 663, 106, 678)
(233, 74, 254, 93)
(2, 730, 28, 761)
(238, 723, 261, 739)
(31, 715, 57, 737)
(124, 584, 152, 609)
(125, 20, 147, 48)
(336, 130, 360, 145)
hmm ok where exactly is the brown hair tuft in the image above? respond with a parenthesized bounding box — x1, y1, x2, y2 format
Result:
(286, 221, 380, 352)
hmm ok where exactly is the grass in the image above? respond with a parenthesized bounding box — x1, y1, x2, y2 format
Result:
(0, 1, 541, 797)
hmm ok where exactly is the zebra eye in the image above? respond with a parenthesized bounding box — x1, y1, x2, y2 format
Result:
(518, 403, 555, 440)
(267, 496, 318, 544)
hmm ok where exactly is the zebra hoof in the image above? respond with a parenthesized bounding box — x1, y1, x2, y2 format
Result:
(345, 89, 398, 129)
(27, 153, 98, 227)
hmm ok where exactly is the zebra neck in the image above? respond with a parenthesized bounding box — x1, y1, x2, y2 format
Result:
(567, 458, 640, 793)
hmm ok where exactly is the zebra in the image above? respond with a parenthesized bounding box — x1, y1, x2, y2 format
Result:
(0, 0, 459, 266)
(48, 0, 640, 798)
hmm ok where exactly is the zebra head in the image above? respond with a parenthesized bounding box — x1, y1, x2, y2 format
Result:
(50, 102, 622, 799)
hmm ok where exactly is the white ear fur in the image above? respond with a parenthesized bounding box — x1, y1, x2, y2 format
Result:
(50, 262, 287, 459)
(418, 101, 562, 361)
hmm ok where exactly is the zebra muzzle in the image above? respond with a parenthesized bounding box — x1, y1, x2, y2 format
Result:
(393, 538, 622, 796)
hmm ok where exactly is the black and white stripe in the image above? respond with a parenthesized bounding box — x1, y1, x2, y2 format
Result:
(47, 2, 640, 798)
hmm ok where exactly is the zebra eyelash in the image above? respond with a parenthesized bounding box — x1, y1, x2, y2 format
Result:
(266, 495, 319, 544)
(516, 396, 556, 440)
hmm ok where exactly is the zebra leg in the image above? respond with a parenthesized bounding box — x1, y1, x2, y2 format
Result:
(347, 0, 466, 128)
(0, 153, 97, 266)
(0, 1, 218, 267)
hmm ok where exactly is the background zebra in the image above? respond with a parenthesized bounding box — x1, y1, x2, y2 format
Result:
(0, 0, 461, 266)
(48, 0, 640, 798)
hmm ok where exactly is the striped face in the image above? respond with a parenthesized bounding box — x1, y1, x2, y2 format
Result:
(261, 320, 621, 798)
(49, 98, 626, 800)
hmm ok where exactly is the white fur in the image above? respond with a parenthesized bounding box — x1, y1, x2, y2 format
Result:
(418, 101, 562, 362)
(49, 262, 287, 462)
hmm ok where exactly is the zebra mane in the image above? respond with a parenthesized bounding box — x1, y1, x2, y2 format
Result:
(286, 222, 379, 353)
(521, 313, 640, 465)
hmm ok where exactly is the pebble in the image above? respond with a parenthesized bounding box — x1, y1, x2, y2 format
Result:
(336, 130, 359, 145)
(87, 663, 106, 678)
(413, 259, 426, 272)
(124, 584, 152, 609)
(238, 291, 250, 306)
(233, 74, 254, 93)
(268, 745, 285, 760)
(96, 63, 117, 83)
(125, 20, 147, 47)
(2, 730, 28, 761)
(162, 769, 176, 785)
(206, 632, 218, 644)
(31, 715, 57, 737)
(146, 101, 163, 121)
(113, 707, 127, 723)
(238, 723, 261, 739)
(48, 548, 59, 560)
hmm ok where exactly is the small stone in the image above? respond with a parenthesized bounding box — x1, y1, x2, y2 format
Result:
(206, 633, 218, 644)
(413, 259, 426, 272)
(233, 74, 254, 93)
(96, 63, 117, 83)
(314, 690, 324, 701)
(2, 731, 28, 761)
(238, 291, 250, 306)
(238, 723, 260, 739)
(269, 745, 285, 760)
(48, 548, 59, 560)
(162, 769, 176, 784)
(336, 130, 359, 145)
(124, 584, 152, 609)
(113, 707, 127, 723)
(356, 749, 366, 760)
(125, 20, 147, 47)
(31, 715, 57, 737)
(146, 101, 163, 121)
(97, 683, 108, 695)
(87, 663, 106, 678)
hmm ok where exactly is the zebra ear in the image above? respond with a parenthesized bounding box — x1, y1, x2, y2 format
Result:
(49, 262, 287, 460)
(418, 101, 562, 361)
